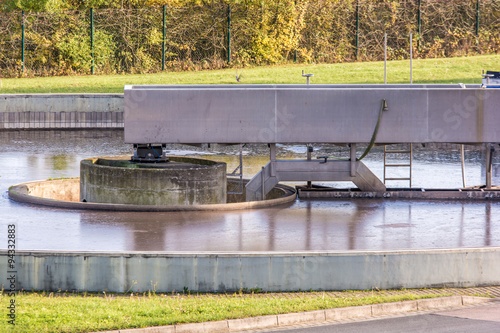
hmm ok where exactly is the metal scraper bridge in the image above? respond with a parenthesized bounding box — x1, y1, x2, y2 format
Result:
(124, 84, 500, 200)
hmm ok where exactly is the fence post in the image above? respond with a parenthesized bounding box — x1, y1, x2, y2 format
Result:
(294, 0, 297, 63)
(476, 0, 480, 37)
(476, 0, 480, 52)
(410, 33, 413, 84)
(91, 8, 94, 75)
(356, 0, 359, 60)
(417, 0, 421, 49)
(162, 5, 166, 71)
(21, 10, 25, 74)
(227, 5, 231, 64)
(384, 33, 387, 84)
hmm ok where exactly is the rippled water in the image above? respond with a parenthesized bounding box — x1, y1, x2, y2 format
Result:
(1, 130, 499, 251)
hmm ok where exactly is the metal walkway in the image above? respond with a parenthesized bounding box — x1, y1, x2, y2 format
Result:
(124, 84, 500, 200)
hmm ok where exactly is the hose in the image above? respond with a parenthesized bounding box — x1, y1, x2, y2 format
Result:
(315, 98, 388, 162)
(357, 98, 387, 161)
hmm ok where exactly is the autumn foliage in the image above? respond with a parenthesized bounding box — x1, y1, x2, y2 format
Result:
(1, 0, 499, 77)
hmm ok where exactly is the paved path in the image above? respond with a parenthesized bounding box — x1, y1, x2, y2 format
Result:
(247, 300, 500, 333)
(95, 286, 500, 333)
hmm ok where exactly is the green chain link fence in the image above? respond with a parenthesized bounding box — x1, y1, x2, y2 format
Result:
(0, 0, 499, 78)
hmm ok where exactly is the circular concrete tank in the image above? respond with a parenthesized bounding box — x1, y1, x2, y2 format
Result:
(80, 156, 226, 205)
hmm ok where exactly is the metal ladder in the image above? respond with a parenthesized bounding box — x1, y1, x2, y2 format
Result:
(383, 144, 413, 188)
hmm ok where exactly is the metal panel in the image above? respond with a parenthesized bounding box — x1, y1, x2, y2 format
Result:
(275, 89, 429, 143)
(124, 85, 500, 144)
(427, 88, 500, 143)
(125, 88, 276, 144)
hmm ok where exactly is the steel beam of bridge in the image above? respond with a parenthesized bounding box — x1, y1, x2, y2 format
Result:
(124, 85, 500, 199)
(125, 84, 499, 145)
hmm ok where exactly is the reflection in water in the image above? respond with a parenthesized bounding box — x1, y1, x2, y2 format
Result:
(459, 205, 465, 248)
(51, 154, 74, 171)
(0, 130, 499, 252)
(306, 200, 311, 250)
(73, 199, 499, 252)
(486, 202, 491, 247)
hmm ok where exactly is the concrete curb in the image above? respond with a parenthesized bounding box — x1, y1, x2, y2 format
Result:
(91, 296, 495, 333)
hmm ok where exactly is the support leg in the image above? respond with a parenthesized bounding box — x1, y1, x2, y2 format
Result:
(486, 144, 493, 189)
(350, 143, 356, 177)
(270, 143, 276, 177)
(307, 145, 313, 188)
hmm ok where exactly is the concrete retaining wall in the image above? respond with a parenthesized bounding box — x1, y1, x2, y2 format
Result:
(0, 94, 123, 129)
(1, 248, 499, 292)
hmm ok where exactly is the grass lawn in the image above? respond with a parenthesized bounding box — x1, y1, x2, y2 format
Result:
(0, 289, 455, 333)
(0, 54, 498, 94)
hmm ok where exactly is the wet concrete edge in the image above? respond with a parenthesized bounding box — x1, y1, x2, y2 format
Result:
(8, 180, 297, 212)
(298, 188, 500, 200)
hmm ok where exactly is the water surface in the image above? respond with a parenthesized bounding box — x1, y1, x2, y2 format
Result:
(1, 130, 498, 252)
